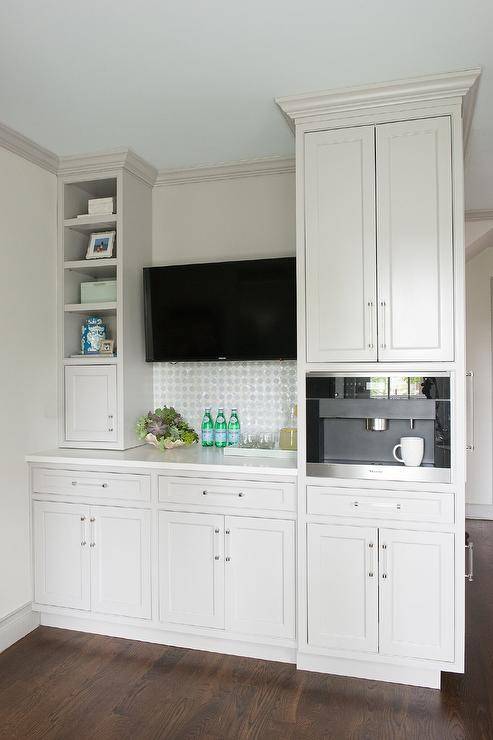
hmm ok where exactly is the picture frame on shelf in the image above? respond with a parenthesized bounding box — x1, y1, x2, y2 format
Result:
(86, 231, 115, 260)
(100, 339, 114, 355)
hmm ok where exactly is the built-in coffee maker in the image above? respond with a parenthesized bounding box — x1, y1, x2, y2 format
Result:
(306, 374, 451, 482)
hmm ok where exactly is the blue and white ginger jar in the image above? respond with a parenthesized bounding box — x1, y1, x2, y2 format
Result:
(81, 317, 106, 354)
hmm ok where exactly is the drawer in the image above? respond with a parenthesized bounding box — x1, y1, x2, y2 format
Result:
(307, 485, 454, 524)
(32, 468, 150, 503)
(159, 476, 296, 512)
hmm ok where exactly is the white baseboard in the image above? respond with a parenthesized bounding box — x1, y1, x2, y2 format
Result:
(466, 504, 493, 520)
(296, 652, 441, 689)
(0, 603, 39, 653)
(39, 612, 296, 665)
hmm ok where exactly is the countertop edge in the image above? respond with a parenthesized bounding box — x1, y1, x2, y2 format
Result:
(25, 453, 298, 478)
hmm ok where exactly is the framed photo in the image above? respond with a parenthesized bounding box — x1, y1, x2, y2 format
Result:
(86, 231, 115, 260)
(99, 339, 114, 355)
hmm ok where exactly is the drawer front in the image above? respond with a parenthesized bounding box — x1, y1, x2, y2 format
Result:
(32, 468, 150, 503)
(159, 476, 296, 512)
(307, 486, 454, 523)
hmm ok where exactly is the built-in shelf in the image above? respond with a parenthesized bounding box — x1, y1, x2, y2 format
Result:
(64, 215, 117, 234)
(64, 302, 117, 314)
(63, 356, 118, 365)
(64, 258, 118, 278)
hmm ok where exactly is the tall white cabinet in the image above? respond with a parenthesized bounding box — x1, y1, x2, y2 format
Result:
(58, 151, 155, 450)
(277, 69, 480, 688)
(303, 116, 454, 363)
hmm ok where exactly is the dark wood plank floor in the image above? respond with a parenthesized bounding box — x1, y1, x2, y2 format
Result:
(0, 519, 492, 740)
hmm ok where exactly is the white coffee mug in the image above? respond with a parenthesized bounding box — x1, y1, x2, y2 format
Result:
(393, 436, 424, 467)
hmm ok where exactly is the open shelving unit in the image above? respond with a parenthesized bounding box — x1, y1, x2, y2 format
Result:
(58, 155, 154, 450)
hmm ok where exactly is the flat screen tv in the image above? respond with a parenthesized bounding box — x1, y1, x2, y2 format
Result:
(143, 257, 296, 362)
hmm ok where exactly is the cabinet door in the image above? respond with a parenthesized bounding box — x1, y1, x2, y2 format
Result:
(91, 506, 151, 619)
(159, 511, 224, 629)
(307, 523, 378, 652)
(33, 501, 91, 610)
(379, 529, 454, 660)
(304, 126, 377, 362)
(65, 365, 117, 443)
(225, 516, 295, 639)
(376, 117, 454, 361)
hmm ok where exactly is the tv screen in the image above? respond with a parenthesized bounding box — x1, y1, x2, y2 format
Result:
(143, 257, 296, 362)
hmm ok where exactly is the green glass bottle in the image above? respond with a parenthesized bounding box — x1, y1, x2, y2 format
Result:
(201, 408, 214, 447)
(214, 407, 227, 448)
(227, 408, 240, 446)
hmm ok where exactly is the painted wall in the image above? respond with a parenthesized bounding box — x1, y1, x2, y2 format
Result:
(151, 172, 297, 430)
(0, 148, 57, 619)
(466, 245, 493, 512)
(152, 172, 295, 265)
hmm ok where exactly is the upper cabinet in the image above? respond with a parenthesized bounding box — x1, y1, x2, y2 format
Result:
(303, 116, 454, 363)
(304, 126, 377, 362)
(376, 117, 453, 361)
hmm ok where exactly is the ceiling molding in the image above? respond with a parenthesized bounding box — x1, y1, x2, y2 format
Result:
(276, 68, 482, 129)
(465, 209, 493, 222)
(0, 120, 58, 173)
(58, 147, 157, 186)
(155, 156, 295, 186)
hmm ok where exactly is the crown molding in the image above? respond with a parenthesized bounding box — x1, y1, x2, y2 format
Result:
(155, 156, 295, 186)
(0, 120, 58, 174)
(276, 68, 482, 131)
(58, 147, 157, 186)
(465, 209, 493, 222)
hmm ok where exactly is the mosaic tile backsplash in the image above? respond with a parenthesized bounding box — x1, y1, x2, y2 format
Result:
(153, 361, 297, 436)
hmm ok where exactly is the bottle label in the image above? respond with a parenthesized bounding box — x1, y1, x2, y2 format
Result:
(202, 430, 213, 443)
(215, 430, 227, 444)
(228, 430, 240, 445)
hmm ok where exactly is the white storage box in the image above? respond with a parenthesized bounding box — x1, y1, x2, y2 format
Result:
(80, 280, 117, 303)
(88, 197, 115, 215)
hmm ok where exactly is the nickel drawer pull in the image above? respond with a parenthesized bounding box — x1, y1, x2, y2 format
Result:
(367, 300, 374, 349)
(72, 481, 110, 489)
(380, 300, 387, 349)
(353, 501, 401, 510)
(80, 515, 86, 546)
(465, 541, 474, 582)
(381, 543, 388, 579)
(368, 541, 374, 578)
(202, 490, 245, 498)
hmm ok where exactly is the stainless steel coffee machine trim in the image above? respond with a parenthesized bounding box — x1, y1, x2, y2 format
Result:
(306, 462, 451, 484)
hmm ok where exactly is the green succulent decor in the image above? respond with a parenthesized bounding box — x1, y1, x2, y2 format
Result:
(136, 407, 198, 451)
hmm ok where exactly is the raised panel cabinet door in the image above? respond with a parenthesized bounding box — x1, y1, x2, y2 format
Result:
(379, 529, 454, 661)
(90, 506, 151, 619)
(304, 126, 377, 362)
(65, 365, 117, 443)
(158, 511, 225, 629)
(376, 116, 454, 361)
(225, 516, 295, 639)
(33, 501, 91, 610)
(307, 523, 378, 653)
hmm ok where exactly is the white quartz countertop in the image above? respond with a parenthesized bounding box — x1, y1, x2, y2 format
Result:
(26, 445, 298, 477)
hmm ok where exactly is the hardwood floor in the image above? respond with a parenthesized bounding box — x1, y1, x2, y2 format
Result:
(0, 519, 492, 740)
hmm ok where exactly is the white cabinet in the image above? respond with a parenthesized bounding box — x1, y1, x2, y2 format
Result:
(33, 501, 151, 619)
(307, 523, 378, 653)
(158, 511, 225, 629)
(304, 126, 377, 362)
(304, 116, 454, 363)
(33, 501, 91, 610)
(307, 523, 455, 661)
(225, 516, 295, 639)
(158, 511, 295, 638)
(376, 117, 454, 361)
(65, 365, 117, 443)
(91, 506, 151, 619)
(379, 529, 454, 661)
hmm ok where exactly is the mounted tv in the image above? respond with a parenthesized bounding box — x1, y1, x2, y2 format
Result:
(143, 257, 296, 362)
